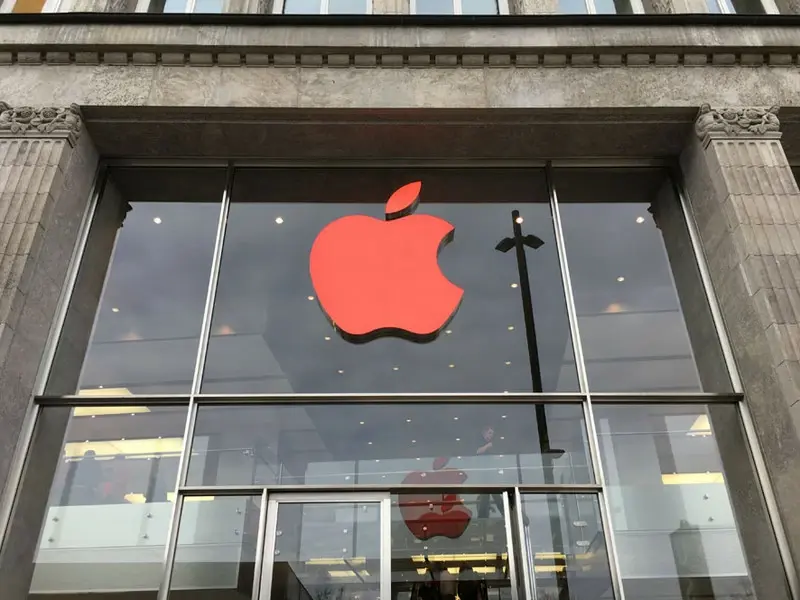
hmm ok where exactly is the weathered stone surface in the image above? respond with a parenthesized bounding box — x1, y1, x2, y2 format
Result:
(681, 105, 800, 579)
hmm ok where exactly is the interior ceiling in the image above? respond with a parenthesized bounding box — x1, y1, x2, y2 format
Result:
(82, 107, 698, 160)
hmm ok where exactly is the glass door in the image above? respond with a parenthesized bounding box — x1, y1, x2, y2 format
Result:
(260, 493, 390, 600)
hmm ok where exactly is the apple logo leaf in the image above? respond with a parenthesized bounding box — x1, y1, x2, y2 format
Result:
(386, 181, 422, 221)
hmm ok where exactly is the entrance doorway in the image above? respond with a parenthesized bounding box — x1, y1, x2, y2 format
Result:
(258, 492, 523, 600)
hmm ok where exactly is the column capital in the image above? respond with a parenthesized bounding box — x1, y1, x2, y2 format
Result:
(694, 103, 781, 147)
(0, 102, 83, 146)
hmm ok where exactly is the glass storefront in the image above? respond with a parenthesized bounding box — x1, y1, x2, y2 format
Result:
(1, 163, 791, 600)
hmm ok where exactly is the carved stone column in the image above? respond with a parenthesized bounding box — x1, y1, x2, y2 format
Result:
(0, 103, 99, 598)
(680, 104, 800, 585)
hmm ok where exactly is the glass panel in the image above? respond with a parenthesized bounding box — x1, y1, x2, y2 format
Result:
(270, 501, 381, 600)
(594, 0, 635, 12)
(47, 167, 225, 396)
(555, 168, 730, 393)
(187, 403, 591, 487)
(521, 494, 614, 600)
(194, 0, 224, 10)
(461, 0, 498, 13)
(328, 0, 369, 12)
(169, 495, 261, 599)
(414, 0, 455, 11)
(391, 492, 511, 600)
(558, 0, 588, 12)
(283, 0, 322, 12)
(204, 167, 577, 394)
(594, 404, 785, 600)
(11, 0, 46, 12)
(163, 0, 186, 11)
(705, 0, 722, 10)
(23, 405, 188, 599)
(730, 0, 766, 11)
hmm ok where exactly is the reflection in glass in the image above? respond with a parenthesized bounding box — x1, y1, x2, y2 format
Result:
(269, 501, 381, 600)
(521, 494, 614, 600)
(461, 0, 498, 12)
(328, 0, 369, 12)
(594, 405, 767, 600)
(594, 0, 635, 11)
(283, 0, 322, 12)
(169, 495, 261, 599)
(556, 168, 727, 393)
(415, 0, 455, 12)
(25, 406, 188, 598)
(187, 403, 591, 487)
(53, 168, 224, 396)
(558, 0, 587, 12)
(204, 168, 577, 394)
(193, 0, 224, 10)
(391, 493, 511, 600)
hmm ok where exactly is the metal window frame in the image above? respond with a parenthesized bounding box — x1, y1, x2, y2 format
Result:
(0, 157, 794, 600)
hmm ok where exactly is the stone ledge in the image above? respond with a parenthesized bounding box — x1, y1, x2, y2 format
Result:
(0, 50, 797, 68)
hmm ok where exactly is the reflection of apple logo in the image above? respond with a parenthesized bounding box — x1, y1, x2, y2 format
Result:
(399, 458, 472, 540)
(309, 181, 464, 343)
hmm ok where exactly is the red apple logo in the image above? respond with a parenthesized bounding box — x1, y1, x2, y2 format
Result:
(309, 182, 463, 343)
(398, 458, 472, 540)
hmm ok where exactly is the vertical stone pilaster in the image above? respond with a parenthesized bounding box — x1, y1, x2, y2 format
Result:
(644, 0, 709, 12)
(0, 103, 99, 599)
(680, 104, 800, 586)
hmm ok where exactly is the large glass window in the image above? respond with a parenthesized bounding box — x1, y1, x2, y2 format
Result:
(555, 168, 729, 393)
(187, 403, 591, 487)
(202, 168, 577, 394)
(47, 168, 226, 396)
(20, 405, 188, 599)
(594, 404, 766, 600)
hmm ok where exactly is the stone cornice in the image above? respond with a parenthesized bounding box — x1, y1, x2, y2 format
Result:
(695, 104, 782, 144)
(0, 103, 83, 144)
(1, 49, 799, 68)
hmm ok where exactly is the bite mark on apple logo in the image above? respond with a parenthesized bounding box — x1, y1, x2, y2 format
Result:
(309, 181, 464, 344)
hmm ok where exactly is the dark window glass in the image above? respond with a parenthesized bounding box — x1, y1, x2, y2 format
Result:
(187, 403, 591, 487)
(11, 405, 189, 598)
(555, 168, 730, 392)
(47, 168, 225, 396)
(521, 494, 615, 600)
(203, 168, 577, 394)
(594, 0, 635, 12)
(594, 404, 789, 600)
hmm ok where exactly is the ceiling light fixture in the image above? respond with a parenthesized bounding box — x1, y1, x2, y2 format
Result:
(636, 216, 645, 224)
(153, 217, 162, 224)
(616, 276, 625, 283)
(111, 307, 120, 313)
(515, 216, 524, 224)
(275, 217, 284, 224)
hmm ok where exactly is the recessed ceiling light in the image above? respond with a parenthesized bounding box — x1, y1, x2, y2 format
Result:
(505, 361, 511, 366)
(275, 217, 284, 224)
(456, 438, 461, 441)
(510, 283, 518, 288)
(359, 421, 365, 425)
(412, 440, 417, 443)
(448, 364, 455, 368)
(308, 295, 315, 301)
(515, 216, 524, 224)
(416, 457, 421, 461)
(111, 307, 120, 313)
(616, 276, 625, 283)
(453, 416, 459, 420)
(445, 329, 452, 335)
(368, 441, 373, 445)
(406, 418, 411, 423)
(501, 415, 507, 419)
(500, 436, 505, 440)
(392, 366, 399, 371)
(338, 369, 345, 374)
(507, 325, 515, 331)
(153, 217, 162, 224)
(636, 216, 645, 224)
(324, 336, 331, 341)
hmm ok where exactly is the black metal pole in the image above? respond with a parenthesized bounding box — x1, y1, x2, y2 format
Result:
(503, 210, 569, 600)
